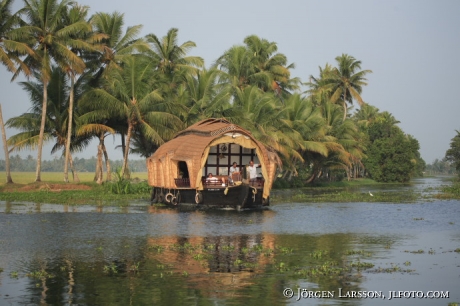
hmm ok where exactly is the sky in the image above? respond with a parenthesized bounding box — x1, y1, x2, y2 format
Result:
(1, 0, 459, 164)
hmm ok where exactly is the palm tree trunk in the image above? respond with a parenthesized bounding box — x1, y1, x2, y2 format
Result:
(94, 142, 103, 184)
(36, 79, 48, 182)
(121, 122, 132, 179)
(68, 152, 80, 183)
(64, 74, 75, 182)
(342, 90, 348, 122)
(0, 104, 13, 183)
(101, 137, 111, 181)
(121, 133, 126, 159)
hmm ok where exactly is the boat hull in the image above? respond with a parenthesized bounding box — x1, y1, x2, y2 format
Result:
(150, 183, 268, 209)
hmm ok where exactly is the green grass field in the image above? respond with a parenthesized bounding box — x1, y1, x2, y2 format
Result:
(0, 171, 148, 186)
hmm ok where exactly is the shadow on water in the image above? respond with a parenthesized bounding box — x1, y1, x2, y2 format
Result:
(0, 177, 459, 305)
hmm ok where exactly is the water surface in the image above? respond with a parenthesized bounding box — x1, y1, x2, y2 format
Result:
(0, 177, 459, 305)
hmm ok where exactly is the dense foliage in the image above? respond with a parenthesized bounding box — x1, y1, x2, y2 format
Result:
(1, 0, 426, 185)
(445, 130, 460, 177)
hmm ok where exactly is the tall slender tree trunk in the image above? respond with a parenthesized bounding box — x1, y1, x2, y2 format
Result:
(121, 133, 126, 159)
(342, 90, 348, 122)
(100, 134, 111, 181)
(64, 74, 75, 182)
(36, 79, 48, 182)
(68, 152, 80, 182)
(94, 142, 103, 184)
(0, 104, 13, 183)
(121, 122, 132, 179)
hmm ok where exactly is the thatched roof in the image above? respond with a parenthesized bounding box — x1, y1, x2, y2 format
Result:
(147, 118, 279, 199)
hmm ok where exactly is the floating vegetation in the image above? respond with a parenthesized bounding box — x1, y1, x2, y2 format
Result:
(345, 250, 372, 257)
(370, 264, 414, 274)
(26, 270, 54, 279)
(350, 260, 375, 269)
(103, 263, 118, 274)
(454, 248, 460, 253)
(310, 250, 328, 259)
(10, 271, 18, 278)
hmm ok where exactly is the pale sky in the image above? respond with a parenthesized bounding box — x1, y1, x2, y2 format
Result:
(1, 0, 459, 163)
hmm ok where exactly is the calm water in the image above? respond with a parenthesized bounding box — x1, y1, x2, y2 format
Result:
(0, 177, 459, 306)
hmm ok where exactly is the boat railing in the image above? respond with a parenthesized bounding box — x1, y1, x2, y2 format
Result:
(174, 178, 190, 187)
(202, 177, 225, 187)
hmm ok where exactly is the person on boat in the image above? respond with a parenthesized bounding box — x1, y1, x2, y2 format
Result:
(248, 160, 261, 182)
(206, 173, 219, 182)
(228, 162, 240, 184)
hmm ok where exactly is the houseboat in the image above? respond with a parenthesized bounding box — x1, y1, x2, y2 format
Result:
(147, 118, 280, 210)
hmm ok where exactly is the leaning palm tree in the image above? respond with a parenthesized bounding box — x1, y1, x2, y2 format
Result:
(81, 54, 183, 178)
(15, 0, 93, 182)
(325, 54, 372, 121)
(0, 0, 34, 183)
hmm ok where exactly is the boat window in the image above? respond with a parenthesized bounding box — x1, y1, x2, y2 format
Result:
(203, 143, 259, 176)
(178, 161, 189, 178)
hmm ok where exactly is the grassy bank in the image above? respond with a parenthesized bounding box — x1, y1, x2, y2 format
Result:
(0, 171, 148, 185)
(0, 172, 150, 205)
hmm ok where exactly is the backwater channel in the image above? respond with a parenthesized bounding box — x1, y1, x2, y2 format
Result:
(0, 177, 459, 305)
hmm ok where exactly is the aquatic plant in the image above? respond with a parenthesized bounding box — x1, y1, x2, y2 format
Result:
(26, 270, 54, 279)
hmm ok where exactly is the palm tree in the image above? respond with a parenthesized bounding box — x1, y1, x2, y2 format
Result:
(215, 35, 300, 97)
(61, 4, 106, 182)
(145, 28, 203, 78)
(15, 0, 93, 182)
(6, 67, 90, 180)
(182, 68, 231, 125)
(88, 11, 149, 80)
(0, 104, 13, 183)
(81, 54, 183, 177)
(243, 35, 300, 95)
(280, 93, 329, 175)
(1, 0, 34, 183)
(326, 54, 372, 121)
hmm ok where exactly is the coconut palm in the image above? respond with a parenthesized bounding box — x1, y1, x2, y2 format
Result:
(88, 11, 148, 81)
(1, 0, 33, 74)
(81, 54, 183, 177)
(216, 35, 300, 98)
(279, 94, 328, 174)
(60, 4, 107, 182)
(145, 27, 203, 77)
(14, 0, 94, 182)
(214, 45, 253, 90)
(1, 0, 34, 183)
(182, 68, 231, 125)
(6, 67, 90, 180)
(243, 35, 300, 95)
(326, 54, 372, 121)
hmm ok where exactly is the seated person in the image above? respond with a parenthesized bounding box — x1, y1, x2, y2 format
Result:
(206, 173, 219, 182)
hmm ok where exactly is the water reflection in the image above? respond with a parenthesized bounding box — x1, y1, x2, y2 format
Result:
(0, 177, 459, 305)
